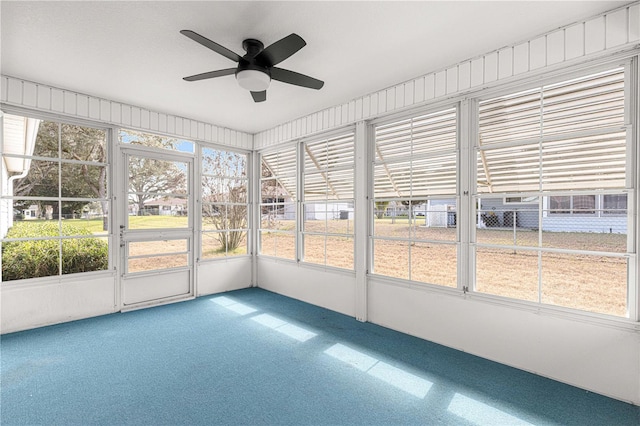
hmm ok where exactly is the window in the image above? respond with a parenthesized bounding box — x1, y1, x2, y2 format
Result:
(504, 196, 539, 204)
(302, 132, 355, 269)
(201, 148, 249, 258)
(603, 194, 627, 215)
(549, 195, 595, 215)
(260, 146, 297, 260)
(1, 115, 109, 281)
(372, 108, 457, 287)
(120, 129, 194, 153)
(476, 67, 630, 317)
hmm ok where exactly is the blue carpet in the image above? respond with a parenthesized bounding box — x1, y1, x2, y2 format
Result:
(1, 287, 638, 425)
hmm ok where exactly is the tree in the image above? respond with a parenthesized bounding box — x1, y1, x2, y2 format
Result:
(125, 131, 186, 215)
(374, 201, 390, 219)
(202, 149, 248, 253)
(12, 121, 109, 227)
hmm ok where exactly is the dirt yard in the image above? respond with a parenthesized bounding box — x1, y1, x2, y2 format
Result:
(260, 218, 628, 317)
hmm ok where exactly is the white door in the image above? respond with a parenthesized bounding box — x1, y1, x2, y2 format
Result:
(120, 147, 194, 308)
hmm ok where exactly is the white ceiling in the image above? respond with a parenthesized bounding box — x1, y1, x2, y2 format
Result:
(1, 1, 630, 134)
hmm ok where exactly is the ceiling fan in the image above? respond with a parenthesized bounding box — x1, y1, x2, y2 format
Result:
(180, 30, 324, 102)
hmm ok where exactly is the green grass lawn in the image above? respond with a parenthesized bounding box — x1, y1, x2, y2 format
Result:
(8, 216, 190, 235)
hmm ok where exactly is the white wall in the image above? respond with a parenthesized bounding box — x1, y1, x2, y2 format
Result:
(367, 278, 640, 405)
(257, 258, 356, 317)
(197, 257, 253, 296)
(0, 77, 253, 151)
(1, 274, 117, 333)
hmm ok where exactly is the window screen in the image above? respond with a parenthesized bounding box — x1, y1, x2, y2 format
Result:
(475, 67, 630, 317)
(372, 108, 458, 287)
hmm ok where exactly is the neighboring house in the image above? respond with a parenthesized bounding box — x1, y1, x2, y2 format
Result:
(143, 197, 187, 216)
(399, 195, 626, 234)
(304, 202, 354, 221)
(22, 204, 41, 220)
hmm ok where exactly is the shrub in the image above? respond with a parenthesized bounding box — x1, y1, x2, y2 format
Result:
(2, 221, 108, 281)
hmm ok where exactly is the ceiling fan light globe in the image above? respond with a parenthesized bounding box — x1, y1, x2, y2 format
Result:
(236, 70, 271, 92)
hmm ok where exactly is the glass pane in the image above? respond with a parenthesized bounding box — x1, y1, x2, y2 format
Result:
(229, 179, 248, 203)
(476, 227, 539, 248)
(128, 254, 188, 273)
(202, 230, 241, 257)
(327, 203, 354, 235)
(475, 247, 538, 302)
(541, 253, 627, 317)
(260, 204, 295, 230)
(11, 160, 59, 197)
(410, 153, 457, 197)
(61, 164, 107, 198)
(1, 239, 60, 281)
(603, 194, 627, 214)
(202, 148, 246, 177)
(411, 243, 457, 287)
(304, 172, 327, 201)
(477, 144, 541, 194)
(373, 239, 409, 280)
(477, 200, 540, 247)
(541, 132, 626, 191)
(66, 202, 109, 233)
(10, 200, 59, 222)
(128, 197, 188, 229)
(411, 200, 458, 241)
(260, 231, 276, 256)
(60, 123, 107, 162)
(32, 121, 60, 158)
(373, 207, 410, 239)
(326, 169, 354, 200)
(542, 68, 624, 137)
(120, 129, 193, 153)
(261, 148, 297, 182)
(227, 204, 248, 230)
(227, 230, 247, 256)
(326, 236, 353, 270)
(375, 160, 412, 198)
(261, 178, 295, 202)
(129, 239, 187, 256)
(304, 204, 327, 233)
(375, 118, 413, 161)
(260, 231, 295, 260)
(202, 232, 226, 258)
(303, 234, 325, 266)
(128, 157, 187, 196)
(541, 228, 627, 253)
(202, 176, 225, 202)
(62, 237, 108, 275)
(202, 204, 225, 231)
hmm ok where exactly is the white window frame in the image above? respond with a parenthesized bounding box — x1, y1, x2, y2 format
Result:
(1, 110, 114, 284)
(470, 58, 637, 321)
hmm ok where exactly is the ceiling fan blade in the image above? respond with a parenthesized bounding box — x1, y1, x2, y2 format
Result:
(251, 91, 267, 102)
(183, 68, 237, 82)
(255, 34, 306, 66)
(271, 67, 324, 90)
(180, 30, 241, 63)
